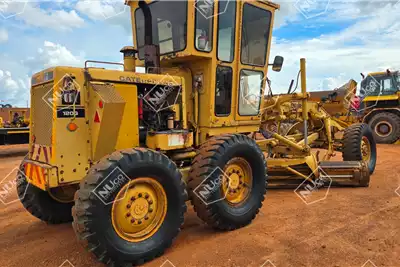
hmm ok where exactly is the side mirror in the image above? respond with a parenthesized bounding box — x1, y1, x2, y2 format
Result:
(271, 56, 284, 72)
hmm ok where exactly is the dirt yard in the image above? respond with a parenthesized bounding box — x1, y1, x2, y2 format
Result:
(0, 145, 399, 267)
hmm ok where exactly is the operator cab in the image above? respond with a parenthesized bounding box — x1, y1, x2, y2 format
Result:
(128, 0, 283, 142)
(361, 70, 400, 97)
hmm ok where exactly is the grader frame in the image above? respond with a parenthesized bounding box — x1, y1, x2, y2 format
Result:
(17, 1, 376, 266)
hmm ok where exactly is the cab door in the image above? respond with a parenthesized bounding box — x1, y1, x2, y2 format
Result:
(234, 1, 275, 122)
(213, 1, 237, 123)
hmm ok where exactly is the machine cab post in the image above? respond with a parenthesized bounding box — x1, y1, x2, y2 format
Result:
(128, 0, 282, 143)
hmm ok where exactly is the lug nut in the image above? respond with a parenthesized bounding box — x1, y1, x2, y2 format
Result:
(138, 193, 143, 198)
(148, 208, 153, 213)
(144, 216, 149, 220)
(148, 200, 153, 204)
(126, 204, 131, 209)
(126, 213, 131, 217)
(131, 218, 135, 223)
(144, 194, 149, 199)
(130, 196, 135, 201)
(138, 220, 142, 224)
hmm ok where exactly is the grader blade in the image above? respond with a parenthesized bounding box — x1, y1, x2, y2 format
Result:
(267, 161, 370, 188)
(318, 161, 370, 187)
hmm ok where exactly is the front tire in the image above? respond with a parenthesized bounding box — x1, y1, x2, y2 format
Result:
(368, 112, 400, 144)
(17, 161, 74, 224)
(188, 134, 267, 230)
(72, 148, 187, 266)
(342, 123, 377, 174)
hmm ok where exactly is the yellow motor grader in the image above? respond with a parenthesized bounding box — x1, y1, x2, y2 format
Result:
(17, 0, 376, 266)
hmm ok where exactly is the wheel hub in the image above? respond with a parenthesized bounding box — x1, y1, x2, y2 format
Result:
(222, 158, 252, 205)
(375, 121, 392, 137)
(111, 178, 167, 242)
(361, 136, 371, 162)
(131, 197, 150, 221)
(229, 173, 240, 189)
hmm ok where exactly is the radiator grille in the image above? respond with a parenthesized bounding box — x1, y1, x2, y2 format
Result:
(31, 82, 54, 146)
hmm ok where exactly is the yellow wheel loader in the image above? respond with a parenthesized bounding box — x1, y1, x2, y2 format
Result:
(17, 0, 376, 266)
(309, 71, 400, 144)
(359, 70, 400, 144)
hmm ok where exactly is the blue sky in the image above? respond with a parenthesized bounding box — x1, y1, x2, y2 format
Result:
(0, 0, 399, 107)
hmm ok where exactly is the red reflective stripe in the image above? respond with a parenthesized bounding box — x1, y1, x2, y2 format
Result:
(43, 147, 49, 163)
(30, 144, 36, 159)
(36, 146, 41, 161)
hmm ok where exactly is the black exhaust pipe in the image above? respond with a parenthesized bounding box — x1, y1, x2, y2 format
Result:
(138, 0, 160, 74)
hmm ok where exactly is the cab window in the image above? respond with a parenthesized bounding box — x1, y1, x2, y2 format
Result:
(215, 66, 233, 116)
(135, 1, 187, 59)
(195, 2, 214, 52)
(217, 2, 236, 62)
(241, 4, 272, 66)
(238, 70, 263, 116)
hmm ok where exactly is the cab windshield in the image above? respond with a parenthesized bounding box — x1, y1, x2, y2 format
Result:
(360, 74, 399, 97)
(135, 1, 187, 59)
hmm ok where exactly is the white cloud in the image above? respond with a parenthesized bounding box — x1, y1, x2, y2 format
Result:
(25, 41, 83, 71)
(72, 0, 131, 32)
(0, 70, 30, 107)
(74, 0, 128, 21)
(268, 0, 400, 93)
(0, 28, 8, 43)
(274, 0, 302, 28)
(15, 3, 85, 31)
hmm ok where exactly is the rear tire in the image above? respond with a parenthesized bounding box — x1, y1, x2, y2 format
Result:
(17, 161, 74, 224)
(368, 112, 400, 144)
(72, 148, 187, 266)
(188, 134, 267, 230)
(342, 123, 377, 174)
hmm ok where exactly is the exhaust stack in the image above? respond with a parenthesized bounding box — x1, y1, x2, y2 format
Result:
(138, 0, 160, 74)
(120, 46, 137, 72)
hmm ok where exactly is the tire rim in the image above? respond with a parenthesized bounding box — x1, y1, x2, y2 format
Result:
(221, 157, 252, 205)
(111, 178, 167, 242)
(360, 136, 371, 162)
(374, 121, 393, 137)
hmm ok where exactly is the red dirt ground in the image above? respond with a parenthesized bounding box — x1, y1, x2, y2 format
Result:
(0, 145, 399, 267)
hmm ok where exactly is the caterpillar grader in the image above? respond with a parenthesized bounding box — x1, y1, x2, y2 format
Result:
(17, 0, 376, 266)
